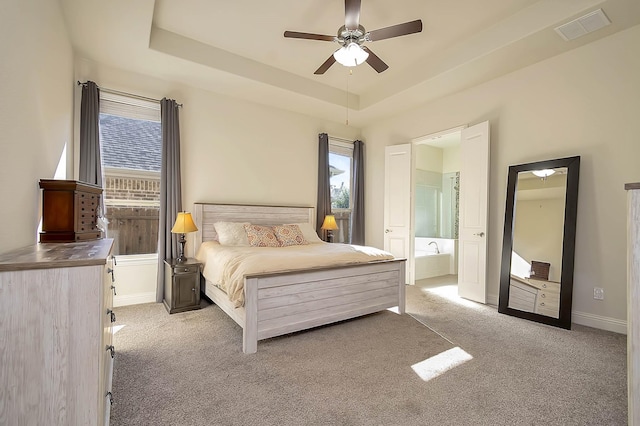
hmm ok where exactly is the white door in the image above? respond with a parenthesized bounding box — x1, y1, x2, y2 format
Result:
(458, 121, 490, 303)
(384, 144, 413, 284)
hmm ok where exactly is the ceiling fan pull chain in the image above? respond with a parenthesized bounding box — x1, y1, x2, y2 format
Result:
(346, 69, 352, 126)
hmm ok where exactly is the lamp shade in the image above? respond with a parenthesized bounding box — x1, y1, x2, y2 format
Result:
(333, 42, 369, 67)
(171, 212, 198, 234)
(321, 214, 339, 231)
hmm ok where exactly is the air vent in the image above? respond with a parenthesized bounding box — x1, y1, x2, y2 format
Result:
(554, 9, 611, 41)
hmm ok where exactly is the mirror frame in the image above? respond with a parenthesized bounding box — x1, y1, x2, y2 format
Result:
(498, 156, 580, 329)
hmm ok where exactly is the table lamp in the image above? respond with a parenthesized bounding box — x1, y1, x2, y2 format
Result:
(171, 211, 198, 262)
(321, 214, 338, 243)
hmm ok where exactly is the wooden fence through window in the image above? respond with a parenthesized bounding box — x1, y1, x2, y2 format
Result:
(105, 206, 159, 255)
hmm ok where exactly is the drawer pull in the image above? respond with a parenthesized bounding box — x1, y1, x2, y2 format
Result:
(106, 345, 115, 358)
(540, 293, 546, 298)
(106, 391, 114, 405)
(107, 267, 115, 282)
(540, 302, 545, 307)
(111, 285, 117, 296)
(107, 309, 116, 323)
(542, 283, 547, 288)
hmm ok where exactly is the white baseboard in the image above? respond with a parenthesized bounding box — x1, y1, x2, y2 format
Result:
(486, 293, 625, 334)
(572, 310, 627, 334)
(114, 292, 156, 307)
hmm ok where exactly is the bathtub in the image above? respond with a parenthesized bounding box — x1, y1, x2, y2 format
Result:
(415, 251, 451, 280)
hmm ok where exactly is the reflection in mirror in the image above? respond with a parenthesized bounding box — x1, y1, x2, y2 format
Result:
(498, 156, 580, 329)
(508, 167, 567, 319)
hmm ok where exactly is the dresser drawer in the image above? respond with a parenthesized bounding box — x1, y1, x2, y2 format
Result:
(75, 192, 99, 231)
(173, 264, 200, 275)
(537, 304, 560, 318)
(537, 291, 559, 307)
(530, 279, 560, 294)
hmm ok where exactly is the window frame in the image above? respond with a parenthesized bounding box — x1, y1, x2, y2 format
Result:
(98, 92, 162, 257)
(328, 138, 355, 243)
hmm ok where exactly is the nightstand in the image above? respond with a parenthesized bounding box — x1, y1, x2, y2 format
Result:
(163, 258, 202, 314)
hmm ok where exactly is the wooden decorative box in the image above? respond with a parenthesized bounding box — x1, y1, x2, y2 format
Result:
(39, 179, 103, 243)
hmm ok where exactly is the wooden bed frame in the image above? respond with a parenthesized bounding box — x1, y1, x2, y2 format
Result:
(192, 203, 406, 353)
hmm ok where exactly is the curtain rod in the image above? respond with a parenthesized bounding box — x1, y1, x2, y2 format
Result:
(77, 81, 183, 107)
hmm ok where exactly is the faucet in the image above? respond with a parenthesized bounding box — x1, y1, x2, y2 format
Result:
(428, 241, 440, 254)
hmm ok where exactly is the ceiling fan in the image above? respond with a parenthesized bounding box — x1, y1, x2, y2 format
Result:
(284, 0, 422, 75)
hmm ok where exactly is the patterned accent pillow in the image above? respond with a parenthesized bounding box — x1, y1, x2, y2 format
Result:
(286, 222, 323, 244)
(273, 224, 308, 247)
(244, 224, 281, 247)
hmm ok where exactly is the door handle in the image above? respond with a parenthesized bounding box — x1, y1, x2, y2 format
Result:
(473, 232, 485, 237)
(385, 229, 392, 233)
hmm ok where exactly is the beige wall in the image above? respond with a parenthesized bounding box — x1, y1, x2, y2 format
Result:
(362, 25, 640, 327)
(415, 145, 443, 172)
(416, 144, 461, 174)
(442, 145, 461, 174)
(0, 0, 74, 253)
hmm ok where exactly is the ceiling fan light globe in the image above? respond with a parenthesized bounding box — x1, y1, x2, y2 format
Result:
(532, 169, 556, 178)
(333, 42, 369, 67)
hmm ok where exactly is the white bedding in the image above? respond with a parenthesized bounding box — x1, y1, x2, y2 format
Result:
(195, 241, 395, 307)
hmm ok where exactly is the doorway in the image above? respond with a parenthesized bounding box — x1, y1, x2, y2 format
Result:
(384, 121, 489, 303)
(412, 128, 462, 291)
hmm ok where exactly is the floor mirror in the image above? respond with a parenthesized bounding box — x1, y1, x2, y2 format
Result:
(498, 156, 580, 329)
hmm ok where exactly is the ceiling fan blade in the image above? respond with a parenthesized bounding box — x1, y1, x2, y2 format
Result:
(367, 19, 422, 41)
(344, 0, 361, 31)
(362, 47, 389, 73)
(284, 31, 335, 42)
(314, 54, 337, 75)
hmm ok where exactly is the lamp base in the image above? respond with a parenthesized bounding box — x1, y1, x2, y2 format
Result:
(177, 234, 187, 262)
(326, 230, 334, 243)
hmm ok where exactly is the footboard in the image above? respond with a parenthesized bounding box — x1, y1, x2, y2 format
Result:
(243, 259, 406, 353)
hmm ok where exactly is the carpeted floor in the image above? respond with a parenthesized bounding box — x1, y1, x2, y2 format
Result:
(110, 279, 626, 426)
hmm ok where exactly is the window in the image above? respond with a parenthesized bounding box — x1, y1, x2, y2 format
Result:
(99, 92, 161, 256)
(329, 139, 354, 244)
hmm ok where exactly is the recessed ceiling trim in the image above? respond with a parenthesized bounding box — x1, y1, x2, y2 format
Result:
(149, 26, 360, 109)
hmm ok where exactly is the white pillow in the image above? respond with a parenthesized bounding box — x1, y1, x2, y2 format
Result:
(214, 222, 250, 246)
(286, 222, 323, 244)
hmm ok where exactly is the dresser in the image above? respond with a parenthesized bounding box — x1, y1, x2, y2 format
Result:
(508, 276, 560, 318)
(0, 239, 116, 426)
(626, 182, 640, 426)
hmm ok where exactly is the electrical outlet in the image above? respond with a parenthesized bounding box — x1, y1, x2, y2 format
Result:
(594, 287, 604, 300)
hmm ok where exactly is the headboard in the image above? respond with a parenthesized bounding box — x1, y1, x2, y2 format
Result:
(192, 203, 315, 252)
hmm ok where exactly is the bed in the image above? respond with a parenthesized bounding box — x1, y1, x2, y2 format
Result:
(192, 203, 406, 353)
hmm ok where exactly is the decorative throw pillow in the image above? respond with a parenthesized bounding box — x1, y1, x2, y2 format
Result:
(273, 224, 308, 247)
(214, 222, 250, 246)
(244, 224, 281, 247)
(286, 222, 324, 244)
